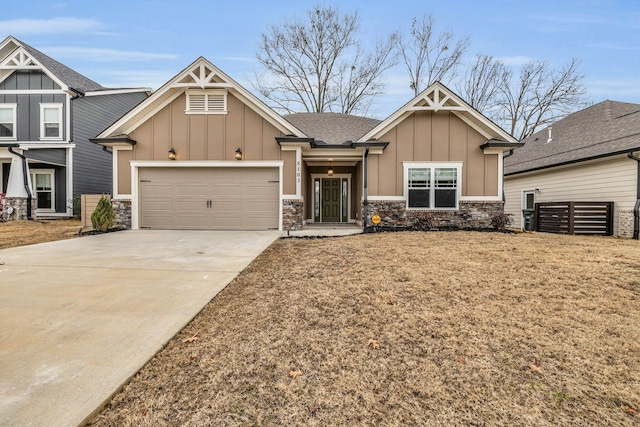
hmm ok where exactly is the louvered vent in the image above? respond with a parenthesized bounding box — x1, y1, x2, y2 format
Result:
(186, 90, 227, 114)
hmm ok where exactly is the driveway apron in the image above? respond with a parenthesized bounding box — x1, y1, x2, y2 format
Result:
(0, 230, 281, 427)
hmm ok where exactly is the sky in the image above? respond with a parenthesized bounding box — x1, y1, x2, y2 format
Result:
(2, 0, 640, 119)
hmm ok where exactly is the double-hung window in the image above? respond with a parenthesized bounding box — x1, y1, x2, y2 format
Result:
(404, 162, 462, 209)
(0, 104, 17, 139)
(40, 104, 63, 140)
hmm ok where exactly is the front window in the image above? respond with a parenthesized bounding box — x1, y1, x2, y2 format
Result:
(0, 104, 17, 139)
(405, 163, 461, 209)
(40, 104, 63, 139)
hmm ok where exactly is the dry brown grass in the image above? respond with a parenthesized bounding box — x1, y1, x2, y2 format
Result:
(89, 231, 640, 426)
(0, 219, 81, 249)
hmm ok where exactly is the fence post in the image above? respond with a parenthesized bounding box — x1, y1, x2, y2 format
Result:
(568, 202, 575, 234)
(534, 203, 540, 232)
(607, 202, 614, 236)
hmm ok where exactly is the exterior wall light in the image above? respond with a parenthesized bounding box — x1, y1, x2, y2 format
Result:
(168, 148, 176, 160)
(327, 160, 334, 176)
(235, 148, 243, 160)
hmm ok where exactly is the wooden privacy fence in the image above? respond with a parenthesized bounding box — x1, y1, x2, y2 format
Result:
(535, 201, 613, 236)
(81, 194, 111, 228)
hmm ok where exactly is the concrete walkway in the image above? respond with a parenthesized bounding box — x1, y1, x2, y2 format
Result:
(0, 230, 281, 427)
(284, 224, 363, 237)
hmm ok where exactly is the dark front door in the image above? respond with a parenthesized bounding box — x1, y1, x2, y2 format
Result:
(322, 178, 340, 222)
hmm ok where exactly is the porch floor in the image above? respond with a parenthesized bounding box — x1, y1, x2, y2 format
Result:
(284, 223, 362, 238)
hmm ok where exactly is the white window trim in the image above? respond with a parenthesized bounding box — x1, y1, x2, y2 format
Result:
(30, 169, 56, 212)
(185, 89, 228, 115)
(0, 104, 17, 140)
(39, 103, 63, 141)
(403, 161, 462, 210)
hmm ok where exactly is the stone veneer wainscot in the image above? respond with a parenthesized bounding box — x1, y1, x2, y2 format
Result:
(282, 199, 304, 231)
(364, 200, 504, 231)
(111, 199, 132, 229)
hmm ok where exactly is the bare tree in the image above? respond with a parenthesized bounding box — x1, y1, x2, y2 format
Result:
(457, 54, 510, 113)
(253, 6, 397, 115)
(396, 15, 469, 96)
(496, 58, 586, 139)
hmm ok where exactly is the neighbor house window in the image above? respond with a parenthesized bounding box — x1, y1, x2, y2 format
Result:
(0, 104, 17, 139)
(30, 170, 55, 211)
(404, 162, 462, 209)
(185, 90, 227, 114)
(40, 104, 63, 139)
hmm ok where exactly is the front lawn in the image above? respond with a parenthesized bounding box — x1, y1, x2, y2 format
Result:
(89, 231, 640, 426)
(0, 219, 81, 249)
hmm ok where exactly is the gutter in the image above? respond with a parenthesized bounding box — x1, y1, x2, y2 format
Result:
(628, 151, 640, 240)
(7, 145, 33, 220)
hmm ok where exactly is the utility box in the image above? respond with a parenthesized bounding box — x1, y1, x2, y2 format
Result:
(522, 209, 535, 231)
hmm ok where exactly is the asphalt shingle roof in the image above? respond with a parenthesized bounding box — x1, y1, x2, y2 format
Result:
(284, 112, 381, 145)
(17, 38, 104, 93)
(504, 100, 640, 175)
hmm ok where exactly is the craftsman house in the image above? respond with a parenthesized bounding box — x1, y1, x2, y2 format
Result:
(0, 36, 149, 220)
(504, 100, 640, 238)
(92, 56, 521, 231)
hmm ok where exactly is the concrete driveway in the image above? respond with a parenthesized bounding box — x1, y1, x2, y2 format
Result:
(0, 230, 281, 427)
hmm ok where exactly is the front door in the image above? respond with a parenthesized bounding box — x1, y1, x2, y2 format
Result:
(322, 178, 341, 222)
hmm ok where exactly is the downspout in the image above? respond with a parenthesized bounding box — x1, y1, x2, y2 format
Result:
(502, 149, 515, 202)
(7, 146, 33, 220)
(363, 146, 370, 229)
(68, 87, 84, 144)
(628, 151, 640, 240)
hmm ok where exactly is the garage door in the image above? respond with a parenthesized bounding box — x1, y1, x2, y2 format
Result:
(139, 167, 279, 230)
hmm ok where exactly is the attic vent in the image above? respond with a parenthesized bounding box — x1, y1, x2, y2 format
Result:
(186, 90, 227, 114)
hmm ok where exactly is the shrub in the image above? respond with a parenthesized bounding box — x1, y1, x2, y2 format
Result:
(490, 211, 514, 230)
(91, 196, 115, 232)
(68, 195, 81, 218)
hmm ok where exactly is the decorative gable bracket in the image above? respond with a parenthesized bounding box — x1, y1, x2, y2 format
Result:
(407, 86, 466, 112)
(174, 63, 233, 89)
(0, 48, 40, 70)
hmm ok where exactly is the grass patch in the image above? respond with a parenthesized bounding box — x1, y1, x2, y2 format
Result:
(0, 219, 81, 249)
(88, 231, 640, 426)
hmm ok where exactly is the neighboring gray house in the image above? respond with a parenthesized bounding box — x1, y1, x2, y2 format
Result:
(504, 100, 640, 238)
(0, 36, 149, 218)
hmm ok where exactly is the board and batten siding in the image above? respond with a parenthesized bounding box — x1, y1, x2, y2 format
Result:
(369, 110, 498, 198)
(119, 92, 290, 195)
(0, 70, 66, 141)
(504, 155, 638, 236)
(73, 91, 148, 195)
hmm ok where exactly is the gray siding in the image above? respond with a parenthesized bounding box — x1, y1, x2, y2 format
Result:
(71, 91, 148, 195)
(0, 71, 66, 141)
(25, 148, 66, 165)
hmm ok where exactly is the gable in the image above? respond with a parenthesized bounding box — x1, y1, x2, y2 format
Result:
(0, 70, 61, 90)
(97, 57, 305, 139)
(360, 82, 516, 145)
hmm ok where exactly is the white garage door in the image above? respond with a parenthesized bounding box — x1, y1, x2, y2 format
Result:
(139, 167, 279, 230)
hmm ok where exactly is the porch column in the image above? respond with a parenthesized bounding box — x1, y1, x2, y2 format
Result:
(3, 149, 35, 221)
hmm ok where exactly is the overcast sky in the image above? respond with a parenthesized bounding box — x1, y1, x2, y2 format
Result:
(3, 0, 639, 118)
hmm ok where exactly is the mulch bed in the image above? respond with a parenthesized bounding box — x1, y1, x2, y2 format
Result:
(88, 231, 639, 426)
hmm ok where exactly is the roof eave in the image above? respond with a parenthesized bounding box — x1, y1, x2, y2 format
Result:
(89, 137, 137, 147)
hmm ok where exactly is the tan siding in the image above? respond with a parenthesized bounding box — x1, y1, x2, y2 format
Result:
(244, 106, 262, 161)
(431, 113, 450, 161)
(118, 150, 133, 194)
(132, 119, 152, 160)
(171, 93, 189, 159)
(414, 111, 431, 161)
(371, 111, 499, 198)
(207, 115, 225, 159)
(152, 105, 171, 160)
(189, 114, 207, 160)
(484, 154, 498, 196)
(504, 156, 637, 235)
(396, 116, 414, 196)
(282, 150, 296, 195)
(225, 94, 243, 160)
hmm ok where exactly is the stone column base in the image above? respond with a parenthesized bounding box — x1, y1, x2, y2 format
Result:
(2, 197, 37, 221)
(619, 210, 635, 238)
(111, 199, 132, 229)
(283, 199, 304, 231)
